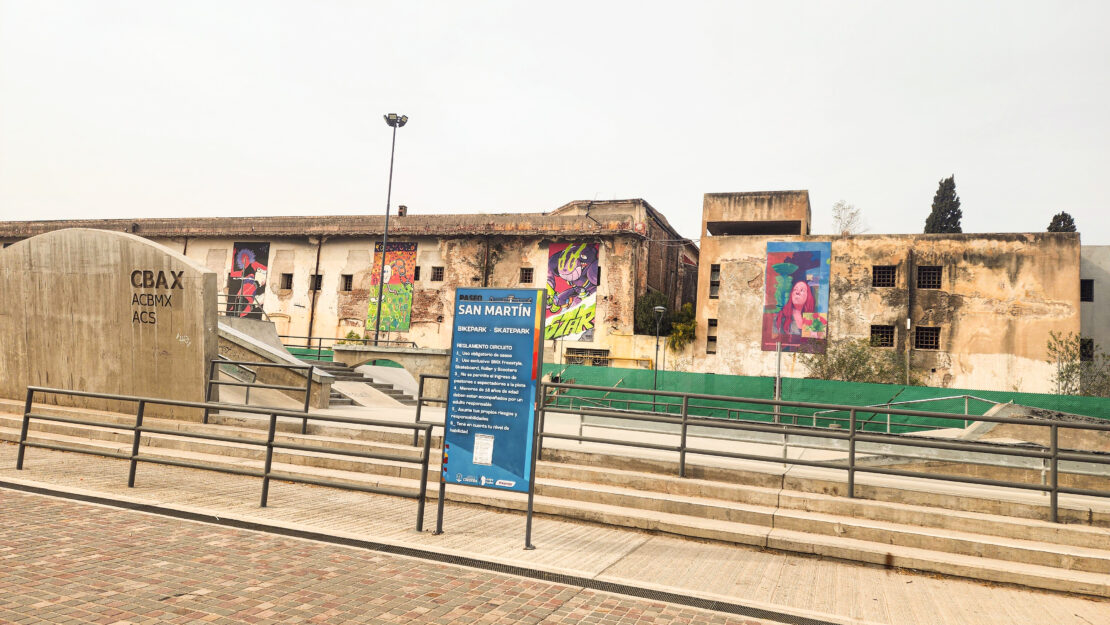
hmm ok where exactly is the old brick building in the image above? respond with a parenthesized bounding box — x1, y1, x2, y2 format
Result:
(0, 200, 698, 368)
(685, 190, 1086, 393)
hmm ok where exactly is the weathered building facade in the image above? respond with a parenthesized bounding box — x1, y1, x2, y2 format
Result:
(0, 200, 697, 368)
(687, 191, 1083, 393)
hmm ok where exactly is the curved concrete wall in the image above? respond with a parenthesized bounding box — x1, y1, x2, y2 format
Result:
(0, 229, 217, 417)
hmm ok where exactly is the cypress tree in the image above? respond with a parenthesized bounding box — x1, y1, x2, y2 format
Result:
(1047, 212, 1077, 232)
(924, 175, 962, 234)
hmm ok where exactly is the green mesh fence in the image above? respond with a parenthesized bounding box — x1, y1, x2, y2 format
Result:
(286, 347, 334, 361)
(543, 364, 1110, 433)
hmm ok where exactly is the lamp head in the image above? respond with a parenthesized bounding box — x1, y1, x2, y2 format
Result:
(384, 113, 409, 128)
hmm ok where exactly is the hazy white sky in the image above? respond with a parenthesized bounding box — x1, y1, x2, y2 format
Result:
(1, 1, 1108, 243)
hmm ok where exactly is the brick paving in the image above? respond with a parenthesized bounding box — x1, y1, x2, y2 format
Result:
(0, 490, 774, 625)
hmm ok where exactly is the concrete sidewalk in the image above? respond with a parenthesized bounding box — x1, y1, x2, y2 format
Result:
(2, 441, 1107, 625)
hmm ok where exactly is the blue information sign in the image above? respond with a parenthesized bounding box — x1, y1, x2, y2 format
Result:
(441, 288, 544, 493)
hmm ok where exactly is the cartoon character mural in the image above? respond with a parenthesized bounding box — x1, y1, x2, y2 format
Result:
(226, 242, 269, 319)
(545, 242, 600, 341)
(367, 242, 416, 333)
(761, 242, 831, 353)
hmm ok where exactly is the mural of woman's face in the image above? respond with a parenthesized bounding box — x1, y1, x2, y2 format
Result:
(790, 280, 809, 307)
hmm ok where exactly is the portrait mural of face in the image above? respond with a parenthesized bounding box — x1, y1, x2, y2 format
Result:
(761, 241, 831, 353)
(545, 242, 600, 341)
(367, 242, 417, 333)
(226, 242, 270, 319)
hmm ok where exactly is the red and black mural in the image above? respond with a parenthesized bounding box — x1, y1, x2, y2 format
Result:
(226, 242, 269, 319)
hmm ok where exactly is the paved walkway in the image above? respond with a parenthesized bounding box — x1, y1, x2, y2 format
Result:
(1, 442, 1108, 625)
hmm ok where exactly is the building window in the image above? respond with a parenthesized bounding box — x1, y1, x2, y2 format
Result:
(414, 266, 421, 282)
(706, 319, 718, 354)
(1081, 338, 1095, 362)
(916, 266, 942, 290)
(709, 264, 721, 299)
(1081, 279, 1094, 302)
(565, 348, 610, 367)
(280, 273, 293, 290)
(914, 326, 941, 350)
(520, 267, 534, 284)
(872, 265, 896, 288)
(870, 325, 895, 347)
(341, 274, 353, 292)
(310, 274, 323, 291)
(431, 266, 444, 282)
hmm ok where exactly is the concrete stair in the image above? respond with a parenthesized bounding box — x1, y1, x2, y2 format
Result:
(300, 359, 418, 406)
(2, 403, 1110, 598)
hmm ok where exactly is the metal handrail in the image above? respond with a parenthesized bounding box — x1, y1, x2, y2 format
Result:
(204, 359, 314, 432)
(811, 394, 1001, 431)
(278, 334, 418, 362)
(217, 294, 270, 322)
(216, 356, 258, 405)
(15, 386, 435, 531)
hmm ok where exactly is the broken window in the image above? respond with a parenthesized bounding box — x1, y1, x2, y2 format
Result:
(914, 326, 940, 350)
(520, 267, 534, 284)
(431, 266, 444, 282)
(341, 274, 353, 292)
(872, 265, 896, 288)
(280, 273, 293, 290)
(1081, 279, 1094, 302)
(706, 319, 718, 354)
(709, 264, 721, 299)
(870, 325, 895, 347)
(916, 266, 942, 290)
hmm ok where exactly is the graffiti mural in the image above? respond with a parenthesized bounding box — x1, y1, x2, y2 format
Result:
(545, 242, 599, 341)
(226, 242, 269, 319)
(367, 241, 416, 333)
(761, 241, 831, 353)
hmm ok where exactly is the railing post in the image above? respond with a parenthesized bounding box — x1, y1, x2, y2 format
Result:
(203, 359, 217, 424)
(964, 395, 970, 428)
(679, 395, 689, 478)
(413, 375, 426, 448)
(127, 400, 146, 487)
(415, 424, 433, 531)
(848, 409, 857, 499)
(302, 365, 313, 435)
(260, 413, 278, 507)
(1050, 424, 1059, 523)
(16, 388, 34, 470)
(536, 383, 546, 462)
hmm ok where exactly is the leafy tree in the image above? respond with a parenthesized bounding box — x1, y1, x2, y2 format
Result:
(1047, 212, 1077, 233)
(633, 290, 671, 335)
(1046, 331, 1110, 396)
(799, 338, 920, 385)
(924, 175, 962, 234)
(832, 200, 866, 234)
(667, 303, 696, 352)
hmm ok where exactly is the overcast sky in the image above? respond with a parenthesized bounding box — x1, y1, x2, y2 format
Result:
(1, 1, 1108, 244)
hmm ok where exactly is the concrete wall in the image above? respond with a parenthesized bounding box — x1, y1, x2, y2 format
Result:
(1081, 246, 1110, 350)
(0, 229, 217, 417)
(692, 232, 1081, 392)
(703, 191, 811, 236)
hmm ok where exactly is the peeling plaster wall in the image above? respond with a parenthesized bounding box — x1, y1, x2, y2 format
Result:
(693, 232, 1080, 393)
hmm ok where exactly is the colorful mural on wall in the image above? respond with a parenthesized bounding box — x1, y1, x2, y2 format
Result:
(226, 242, 269, 319)
(761, 241, 831, 353)
(367, 241, 416, 333)
(545, 242, 599, 341)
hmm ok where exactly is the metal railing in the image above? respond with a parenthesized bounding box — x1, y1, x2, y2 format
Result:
(278, 335, 418, 362)
(15, 386, 435, 530)
(204, 359, 314, 433)
(217, 294, 270, 321)
(215, 356, 257, 404)
(535, 382, 1110, 523)
(811, 394, 1000, 432)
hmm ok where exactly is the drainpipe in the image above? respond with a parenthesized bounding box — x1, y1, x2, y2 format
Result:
(905, 249, 914, 385)
(306, 236, 324, 346)
(182, 237, 189, 256)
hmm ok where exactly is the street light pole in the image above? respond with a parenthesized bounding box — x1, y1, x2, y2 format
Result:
(373, 113, 408, 346)
(653, 305, 666, 409)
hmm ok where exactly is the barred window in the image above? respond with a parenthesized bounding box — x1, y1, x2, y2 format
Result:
(341, 274, 353, 292)
(520, 267, 534, 284)
(431, 266, 444, 282)
(917, 266, 942, 289)
(872, 265, 896, 288)
(1081, 338, 1095, 362)
(280, 273, 293, 290)
(1081, 279, 1094, 302)
(709, 264, 721, 299)
(414, 266, 421, 281)
(914, 326, 941, 350)
(309, 274, 323, 291)
(870, 325, 895, 347)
